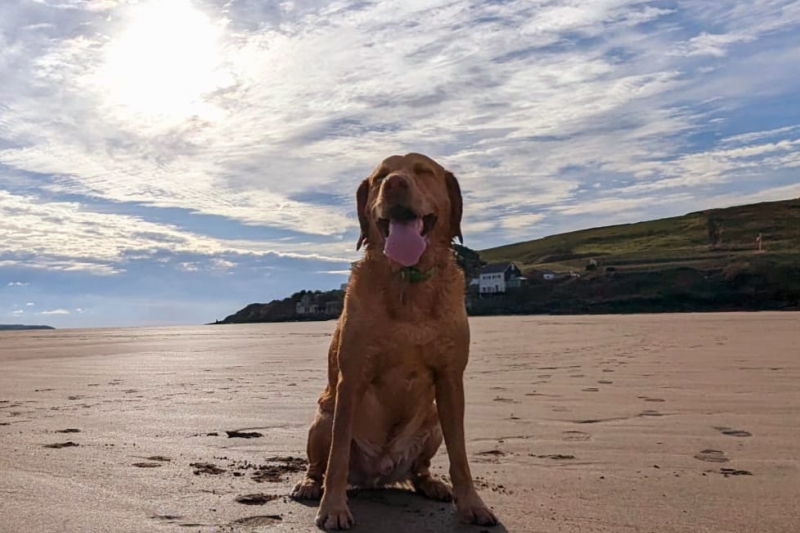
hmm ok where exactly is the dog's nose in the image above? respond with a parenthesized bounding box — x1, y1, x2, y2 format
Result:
(384, 174, 409, 191)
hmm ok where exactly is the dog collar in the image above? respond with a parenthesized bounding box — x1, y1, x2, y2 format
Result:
(400, 265, 436, 283)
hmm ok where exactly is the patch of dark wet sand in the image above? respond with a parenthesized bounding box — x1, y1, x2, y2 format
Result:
(44, 442, 79, 449)
(231, 515, 282, 526)
(133, 462, 164, 468)
(55, 428, 81, 434)
(250, 457, 307, 483)
(694, 450, 729, 463)
(477, 449, 506, 457)
(718, 468, 753, 477)
(225, 430, 263, 439)
(714, 426, 752, 437)
(235, 493, 280, 505)
(190, 462, 226, 475)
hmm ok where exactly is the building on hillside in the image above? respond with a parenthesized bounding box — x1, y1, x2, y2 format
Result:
(537, 269, 557, 281)
(296, 293, 319, 315)
(479, 262, 524, 294)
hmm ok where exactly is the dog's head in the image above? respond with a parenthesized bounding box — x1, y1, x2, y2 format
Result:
(355, 153, 462, 267)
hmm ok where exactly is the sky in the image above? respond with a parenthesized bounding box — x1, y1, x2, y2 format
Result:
(1, 0, 800, 328)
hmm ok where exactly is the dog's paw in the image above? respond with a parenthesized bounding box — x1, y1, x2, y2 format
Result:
(456, 493, 498, 526)
(414, 476, 454, 502)
(315, 499, 354, 530)
(291, 477, 323, 500)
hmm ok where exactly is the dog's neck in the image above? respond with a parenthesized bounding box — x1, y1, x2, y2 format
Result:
(354, 243, 463, 319)
(398, 264, 436, 283)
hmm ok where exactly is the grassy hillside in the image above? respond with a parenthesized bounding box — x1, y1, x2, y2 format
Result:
(480, 198, 800, 274)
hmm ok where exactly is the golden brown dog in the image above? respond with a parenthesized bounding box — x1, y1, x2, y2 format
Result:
(291, 153, 498, 530)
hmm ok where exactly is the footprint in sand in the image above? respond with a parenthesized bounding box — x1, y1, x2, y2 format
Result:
(134, 456, 172, 468)
(639, 410, 663, 417)
(598, 380, 614, 385)
(492, 397, 518, 404)
(562, 430, 591, 442)
(190, 462, 226, 475)
(582, 388, 599, 392)
(475, 450, 507, 463)
(713, 426, 752, 437)
(225, 430, 263, 439)
(235, 494, 279, 505)
(231, 515, 282, 526)
(55, 428, 81, 434)
(694, 449, 729, 463)
(44, 442, 79, 449)
(718, 468, 753, 477)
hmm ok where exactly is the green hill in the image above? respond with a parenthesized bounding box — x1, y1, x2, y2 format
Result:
(480, 198, 800, 274)
(468, 198, 800, 315)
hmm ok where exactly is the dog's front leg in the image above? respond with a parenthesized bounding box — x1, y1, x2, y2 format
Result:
(435, 369, 499, 526)
(316, 353, 368, 530)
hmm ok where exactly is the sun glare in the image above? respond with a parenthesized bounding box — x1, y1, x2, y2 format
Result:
(98, 0, 228, 121)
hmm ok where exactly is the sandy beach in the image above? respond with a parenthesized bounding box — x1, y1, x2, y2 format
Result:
(1, 313, 799, 533)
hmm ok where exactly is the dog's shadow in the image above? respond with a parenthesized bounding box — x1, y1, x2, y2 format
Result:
(297, 488, 509, 532)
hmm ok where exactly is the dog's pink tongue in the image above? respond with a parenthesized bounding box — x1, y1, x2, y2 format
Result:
(384, 219, 426, 267)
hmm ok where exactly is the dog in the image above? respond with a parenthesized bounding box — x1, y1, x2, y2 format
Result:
(291, 153, 498, 530)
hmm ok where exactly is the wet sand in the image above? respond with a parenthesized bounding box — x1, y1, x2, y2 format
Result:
(1, 313, 799, 532)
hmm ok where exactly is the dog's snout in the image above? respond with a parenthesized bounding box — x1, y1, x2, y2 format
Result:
(384, 174, 409, 191)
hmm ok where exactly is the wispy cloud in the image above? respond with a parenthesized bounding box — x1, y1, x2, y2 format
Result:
(6, 281, 29, 287)
(41, 308, 70, 315)
(0, 190, 352, 273)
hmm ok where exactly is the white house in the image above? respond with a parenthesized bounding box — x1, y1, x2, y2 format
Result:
(479, 262, 524, 294)
(539, 269, 556, 281)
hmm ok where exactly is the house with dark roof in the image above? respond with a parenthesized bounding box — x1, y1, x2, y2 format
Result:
(478, 262, 524, 294)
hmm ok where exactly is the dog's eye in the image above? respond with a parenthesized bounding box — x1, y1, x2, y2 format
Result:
(413, 164, 433, 176)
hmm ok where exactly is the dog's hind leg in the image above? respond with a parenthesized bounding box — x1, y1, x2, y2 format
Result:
(291, 409, 332, 500)
(411, 422, 453, 501)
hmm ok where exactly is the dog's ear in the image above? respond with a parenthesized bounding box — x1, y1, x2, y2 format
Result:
(356, 178, 370, 250)
(445, 171, 463, 244)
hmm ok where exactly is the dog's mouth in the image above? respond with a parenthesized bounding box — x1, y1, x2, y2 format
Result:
(376, 206, 437, 267)
(376, 206, 437, 239)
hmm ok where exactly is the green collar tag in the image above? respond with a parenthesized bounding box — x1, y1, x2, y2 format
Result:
(400, 266, 436, 283)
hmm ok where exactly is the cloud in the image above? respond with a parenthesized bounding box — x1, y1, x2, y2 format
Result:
(316, 270, 351, 276)
(6, 281, 29, 287)
(0, 0, 798, 294)
(26, 302, 35, 306)
(41, 308, 70, 315)
(683, 32, 755, 57)
(501, 213, 546, 230)
(0, 189, 353, 273)
(12, 309, 23, 316)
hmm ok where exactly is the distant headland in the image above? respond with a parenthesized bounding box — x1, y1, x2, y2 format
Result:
(0, 324, 56, 331)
